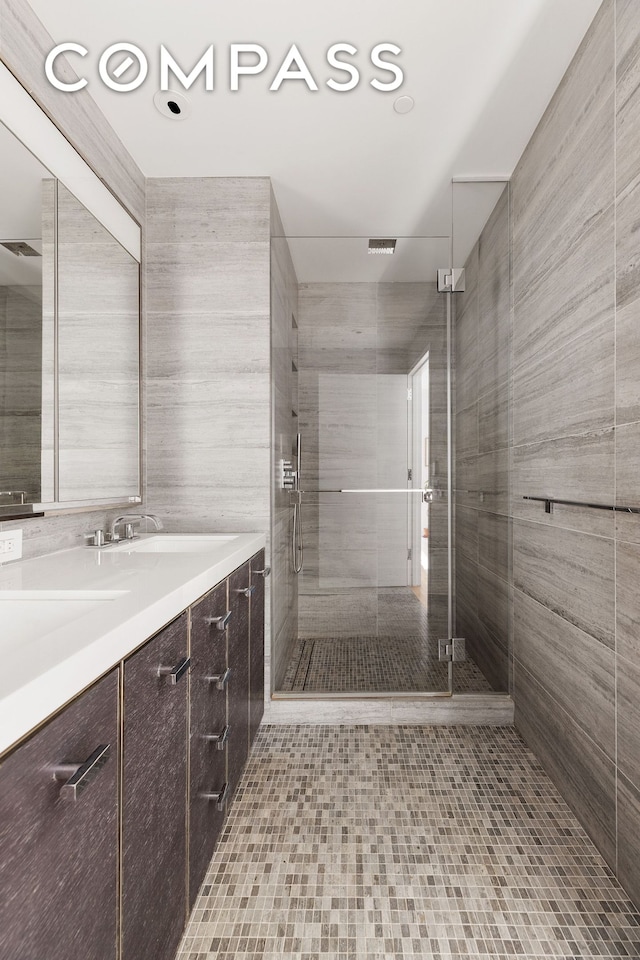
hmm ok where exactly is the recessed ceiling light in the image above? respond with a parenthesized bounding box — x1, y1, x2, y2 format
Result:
(368, 238, 397, 255)
(153, 89, 191, 120)
(393, 95, 414, 115)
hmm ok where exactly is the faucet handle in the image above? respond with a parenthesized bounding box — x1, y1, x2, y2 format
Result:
(85, 529, 106, 547)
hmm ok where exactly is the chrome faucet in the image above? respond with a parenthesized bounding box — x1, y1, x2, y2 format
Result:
(109, 513, 163, 542)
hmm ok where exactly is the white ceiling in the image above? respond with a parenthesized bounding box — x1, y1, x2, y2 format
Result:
(28, 0, 602, 280)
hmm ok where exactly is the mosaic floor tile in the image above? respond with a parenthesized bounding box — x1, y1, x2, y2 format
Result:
(176, 725, 640, 960)
(281, 636, 490, 693)
(281, 588, 491, 694)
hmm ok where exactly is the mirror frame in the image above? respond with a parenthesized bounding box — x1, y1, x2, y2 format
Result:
(0, 61, 142, 520)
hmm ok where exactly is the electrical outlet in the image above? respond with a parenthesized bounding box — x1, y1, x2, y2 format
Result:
(0, 529, 23, 564)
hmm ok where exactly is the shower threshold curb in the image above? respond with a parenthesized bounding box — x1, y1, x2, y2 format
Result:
(264, 693, 514, 725)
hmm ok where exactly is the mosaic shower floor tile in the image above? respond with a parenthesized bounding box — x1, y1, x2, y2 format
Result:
(176, 725, 640, 960)
(283, 587, 493, 694)
(281, 636, 490, 693)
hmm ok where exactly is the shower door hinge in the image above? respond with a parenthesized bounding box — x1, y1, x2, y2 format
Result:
(407, 468, 413, 482)
(438, 637, 467, 662)
(407, 548, 412, 561)
(437, 268, 466, 293)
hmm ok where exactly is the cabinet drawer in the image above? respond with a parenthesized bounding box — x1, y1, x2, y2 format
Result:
(227, 561, 251, 802)
(189, 581, 229, 906)
(249, 549, 266, 748)
(0, 669, 119, 960)
(121, 613, 189, 960)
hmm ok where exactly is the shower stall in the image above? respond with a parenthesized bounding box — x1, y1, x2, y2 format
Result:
(271, 181, 511, 699)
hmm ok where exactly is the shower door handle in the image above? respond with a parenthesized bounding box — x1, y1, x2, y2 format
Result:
(308, 488, 433, 494)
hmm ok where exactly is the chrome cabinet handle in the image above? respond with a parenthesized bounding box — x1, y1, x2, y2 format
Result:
(204, 611, 232, 632)
(157, 656, 191, 684)
(206, 667, 231, 691)
(234, 585, 256, 597)
(203, 725, 230, 751)
(253, 567, 271, 578)
(201, 782, 229, 811)
(53, 744, 110, 801)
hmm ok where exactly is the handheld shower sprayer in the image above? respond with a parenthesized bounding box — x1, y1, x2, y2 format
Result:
(291, 434, 303, 574)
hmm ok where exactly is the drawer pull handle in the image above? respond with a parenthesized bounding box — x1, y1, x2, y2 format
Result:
(253, 567, 271, 578)
(234, 585, 256, 598)
(205, 610, 232, 631)
(201, 782, 229, 811)
(204, 725, 230, 750)
(53, 744, 110, 801)
(157, 656, 191, 684)
(206, 667, 231, 691)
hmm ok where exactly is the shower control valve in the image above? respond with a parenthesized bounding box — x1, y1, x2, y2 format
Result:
(280, 458, 298, 490)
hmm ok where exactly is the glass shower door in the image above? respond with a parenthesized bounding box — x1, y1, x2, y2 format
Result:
(276, 234, 455, 695)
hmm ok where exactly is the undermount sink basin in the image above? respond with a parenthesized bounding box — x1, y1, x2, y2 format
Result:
(0, 591, 128, 645)
(113, 535, 238, 554)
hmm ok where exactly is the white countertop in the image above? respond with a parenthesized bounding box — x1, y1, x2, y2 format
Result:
(0, 532, 266, 757)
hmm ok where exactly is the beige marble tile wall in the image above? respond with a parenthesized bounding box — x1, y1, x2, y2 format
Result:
(270, 190, 299, 691)
(297, 281, 447, 639)
(145, 177, 286, 704)
(498, 0, 640, 907)
(454, 187, 510, 692)
(0, 0, 146, 559)
(145, 177, 271, 531)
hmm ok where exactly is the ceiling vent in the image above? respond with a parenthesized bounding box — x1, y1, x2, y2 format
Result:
(0, 242, 41, 257)
(368, 238, 396, 255)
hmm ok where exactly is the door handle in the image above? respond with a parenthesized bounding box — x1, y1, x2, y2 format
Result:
(253, 567, 271, 578)
(206, 667, 231, 691)
(205, 610, 232, 631)
(157, 656, 191, 684)
(52, 744, 110, 801)
(234, 585, 256, 598)
(201, 782, 229, 811)
(203, 725, 230, 751)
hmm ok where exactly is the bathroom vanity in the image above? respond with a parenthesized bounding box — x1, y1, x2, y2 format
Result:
(0, 533, 267, 960)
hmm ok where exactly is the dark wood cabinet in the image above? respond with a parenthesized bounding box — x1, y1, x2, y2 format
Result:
(0, 549, 266, 954)
(189, 580, 229, 907)
(249, 549, 266, 749)
(227, 561, 251, 802)
(121, 613, 189, 960)
(0, 669, 119, 960)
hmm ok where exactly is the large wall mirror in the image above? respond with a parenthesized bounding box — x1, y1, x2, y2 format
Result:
(0, 64, 142, 519)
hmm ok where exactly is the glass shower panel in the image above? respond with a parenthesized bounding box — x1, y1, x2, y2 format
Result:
(274, 235, 454, 694)
(452, 181, 511, 694)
